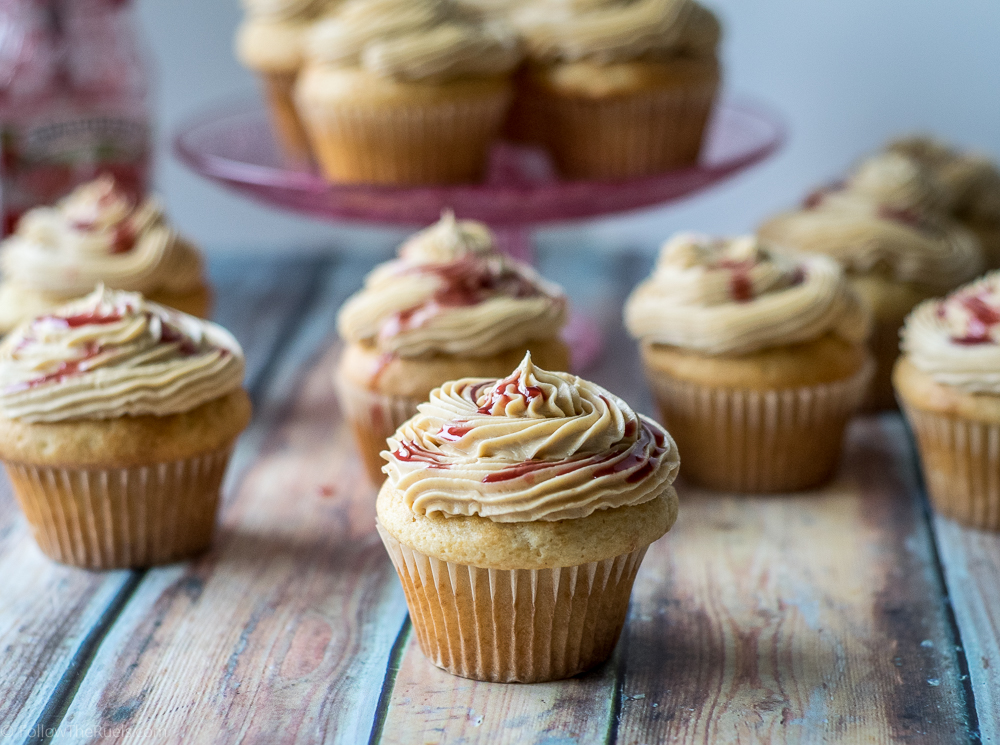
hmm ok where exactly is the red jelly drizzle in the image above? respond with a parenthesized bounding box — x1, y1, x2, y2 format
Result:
(716, 258, 755, 303)
(392, 441, 448, 468)
(591, 423, 666, 484)
(438, 422, 474, 442)
(952, 294, 1000, 345)
(476, 371, 544, 415)
(482, 459, 570, 484)
(111, 221, 137, 253)
(38, 310, 123, 328)
(159, 320, 199, 356)
(7, 343, 103, 393)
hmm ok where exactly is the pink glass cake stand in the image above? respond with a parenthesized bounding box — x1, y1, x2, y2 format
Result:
(174, 97, 784, 369)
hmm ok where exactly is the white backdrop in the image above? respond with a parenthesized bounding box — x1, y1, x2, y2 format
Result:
(137, 0, 1000, 256)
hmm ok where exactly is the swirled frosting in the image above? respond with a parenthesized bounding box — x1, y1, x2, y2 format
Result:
(902, 272, 1000, 394)
(759, 153, 984, 289)
(624, 233, 869, 355)
(241, 0, 330, 20)
(306, 0, 521, 81)
(512, 0, 720, 64)
(338, 212, 567, 359)
(383, 353, 679, 522)
(0, 287, 245, 423)
(1, 176, 203, 300)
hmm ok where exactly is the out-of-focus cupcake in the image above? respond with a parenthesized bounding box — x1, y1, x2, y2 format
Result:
(887, 136, 1000, 270)
(0, 176, 211, 334)
(759, 152, 984, 409)
(235, 0, 331, 163)
(895, 272, 1000, 530)
(377, 353, 679, 682)
(625, 233, 872, 492)
(508, 0, 721, 178)
(0, 287, 252, 569)
(336, 212, 569, 481)
(296, 0, 522, 184)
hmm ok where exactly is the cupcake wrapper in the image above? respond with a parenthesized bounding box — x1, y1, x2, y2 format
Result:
(258, 72, 314, 165)
(297, 89, 512, 185)
(377, 522, 647, 683)
(335, 375, 421, 483)
(524, 79, 718, 179)
(647, 359, 873, 493)
(902, 405, 1000, 531)
(5, 448, 233, 569)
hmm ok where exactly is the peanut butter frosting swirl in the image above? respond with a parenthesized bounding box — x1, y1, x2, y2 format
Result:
(759, 153, 984, 289)
(902, 272, 1000, 394)
(337, 213, 567, 358)
(624, 233, 869, 355)
(0, 287, 244, 423)
(384, 353, 679, 522)
(306, 0, 521, 81)
(0, 176, 203, 300)
(512, 0, 719, 63)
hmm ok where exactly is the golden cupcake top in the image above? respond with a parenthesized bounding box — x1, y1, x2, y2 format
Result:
(383, 353, 679, 522)
(305, 0, 522, 81)
(759, 152, 984, 290)
(624, 233, 869, 355)
(511, 0, 720, 64)
(902, 272, 1000, 394)
(337, 212, 567, 358)
(0, 287, 244, 423)
(0, 176, 204, 301)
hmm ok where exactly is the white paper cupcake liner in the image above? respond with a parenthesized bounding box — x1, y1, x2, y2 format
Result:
(377, 521, 647, 683)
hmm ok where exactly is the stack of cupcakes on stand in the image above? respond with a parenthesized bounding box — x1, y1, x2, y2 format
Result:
(624, 233, 872, 492)
(335, 212, 569, 481)
(0, 176, 212, 333)
(759, 151, 984, 409)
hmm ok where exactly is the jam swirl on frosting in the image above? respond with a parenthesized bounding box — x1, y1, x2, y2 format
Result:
(902, 272, 1000, 394)
(0, 176, 203, 300)
(383, 353, 679, 522)
(0, 287, 244, 423)
(624, 233, 868, 355)
(337, 212, 567, 359)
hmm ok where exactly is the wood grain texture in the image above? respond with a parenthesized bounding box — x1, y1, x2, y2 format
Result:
(0, 256, 322, 743)
(55, 258, 409, 744)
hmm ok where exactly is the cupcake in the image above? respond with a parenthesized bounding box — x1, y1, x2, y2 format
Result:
(235, 0, 329, 163)
(759, 152, 984, 410)
(624, 233, 872, 492)
(508, 0, 721, 178)
(895, 272, 1000, 530)
(295, 0, 522, 184)
(0, 287, 251, 568)
(0, 176, 212, 334)
(336, 212, 568, 482)
(887, 136, 1000, 270)
(376, 353, 679, 682)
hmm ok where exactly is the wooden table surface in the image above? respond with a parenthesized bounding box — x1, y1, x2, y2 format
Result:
(1, 249, 998, 745)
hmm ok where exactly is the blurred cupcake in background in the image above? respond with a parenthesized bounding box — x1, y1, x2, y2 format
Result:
(296, 0, 522, 184)
(335, 212, 569, 481)
(0, 176, 211, 334)
(509, 0, 721, 178)
(235, 0, 333, 163)
(759, 151, 983, 409)
(625, 233, 872, 492)
(895, 272, 1000, 530)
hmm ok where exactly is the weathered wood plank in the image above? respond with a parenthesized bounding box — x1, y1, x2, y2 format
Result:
(0, 256, 323, 742)
(54, 257, 410, 744)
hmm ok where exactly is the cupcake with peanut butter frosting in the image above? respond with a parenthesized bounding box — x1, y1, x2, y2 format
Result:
(296, 0, 522, 184)
(507, 0, 721, 178)
(895, 272, 1000, 530)
(0, 176, 211, 334)
(625, 232, 873, 492)
(376, 352, 679, 682)
(0, 286, 252, 568)
(336, 211, 568, 481)
(759, 151, 984, 409)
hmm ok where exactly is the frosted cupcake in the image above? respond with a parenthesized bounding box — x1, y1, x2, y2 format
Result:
(509, 0, 721, 178)
(0, 287, 251, 568)
(377, 353, 679, 682)
(336, 212, 568, 481)
(296, 0, 522, 184)
(895, 272, 1000, 530)
(759, 152, 983, 409)
(625, 233, 872, 492)
(0, 176, 211, 334)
